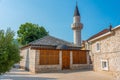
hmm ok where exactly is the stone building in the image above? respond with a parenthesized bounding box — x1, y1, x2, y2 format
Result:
(20, 4, 90, 73)
(87, 25, 120, 77)
(20, 36, 90, 73)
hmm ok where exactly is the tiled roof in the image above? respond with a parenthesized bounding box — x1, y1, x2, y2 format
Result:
(29, 35, 73, 46)
(21, 35, 82, 50)
(87, 29, 110, 41)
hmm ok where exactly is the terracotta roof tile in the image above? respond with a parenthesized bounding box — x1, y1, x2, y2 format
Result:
(88, 29, 110, 41)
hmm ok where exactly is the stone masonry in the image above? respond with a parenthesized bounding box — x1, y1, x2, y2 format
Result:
(20, 47, 36, 73)
(88, 26, 120, 79)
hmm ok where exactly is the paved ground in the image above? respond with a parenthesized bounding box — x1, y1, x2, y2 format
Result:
(0, 68, 114, 80)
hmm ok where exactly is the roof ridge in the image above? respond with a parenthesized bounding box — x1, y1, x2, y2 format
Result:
(29, 35, 49, 44)
(48, 35, 72, 44)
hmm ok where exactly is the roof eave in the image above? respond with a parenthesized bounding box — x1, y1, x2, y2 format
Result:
(112, 25, 120, 30)
(88, 31, 111, 42)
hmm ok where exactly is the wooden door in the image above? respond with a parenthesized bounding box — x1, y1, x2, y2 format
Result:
(62, 51, 70, 69)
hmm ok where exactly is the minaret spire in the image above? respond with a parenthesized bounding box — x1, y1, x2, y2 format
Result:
(74, 2, 80, 17)
(71, 2, 83, 46)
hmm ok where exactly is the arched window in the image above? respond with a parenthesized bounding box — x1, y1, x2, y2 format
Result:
(96, 42, 100, 52)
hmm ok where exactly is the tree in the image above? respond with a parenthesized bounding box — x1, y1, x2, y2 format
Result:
(0, 28, 20, 75)
(17, 22, 49, 45)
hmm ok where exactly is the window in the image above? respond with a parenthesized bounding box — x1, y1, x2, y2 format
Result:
(101, 60, 108, 71)
(96, 42, 100, 52)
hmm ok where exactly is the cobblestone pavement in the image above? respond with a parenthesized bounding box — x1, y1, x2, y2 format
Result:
(0, 68, 113, 80)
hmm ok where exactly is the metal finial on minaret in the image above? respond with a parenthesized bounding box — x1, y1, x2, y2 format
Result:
(76, 0, 78, 6)
(71, 3, 83, 46)
(109, 24, 112, 31)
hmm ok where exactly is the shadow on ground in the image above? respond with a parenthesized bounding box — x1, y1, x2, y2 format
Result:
(0, 76, 57, 80)
(38, 69, 93, 74)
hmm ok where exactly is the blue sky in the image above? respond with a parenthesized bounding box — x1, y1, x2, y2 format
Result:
(0, 0, 120, 42)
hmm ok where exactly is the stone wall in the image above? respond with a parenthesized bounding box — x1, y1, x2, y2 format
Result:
(36, 65, 61, 72)
(20, 48, 28, 69)
(71, 64, 91, 70)
(93, 52, 120, 71)
(28, 49, 36, 73)
(90, 28, 120, 54)
(20, 47, 36, 73)
(114, 72, 120, 80)
(93, 52, 120, 80)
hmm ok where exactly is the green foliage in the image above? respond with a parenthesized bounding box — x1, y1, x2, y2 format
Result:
(17, 22, 49, 45)
(0, 28, 20, 75)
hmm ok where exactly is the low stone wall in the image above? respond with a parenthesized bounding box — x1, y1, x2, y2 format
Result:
(71, 64, 92, 70)
(36, 64, 91, 72)
(36, 65, 61, 72)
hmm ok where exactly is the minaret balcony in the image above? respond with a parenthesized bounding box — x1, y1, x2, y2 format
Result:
(71, 23, 83, 30)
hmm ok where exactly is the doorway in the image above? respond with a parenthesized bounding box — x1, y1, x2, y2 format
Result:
(62, 51, 70, 69)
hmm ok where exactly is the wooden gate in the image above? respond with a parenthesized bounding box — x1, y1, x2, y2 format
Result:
(62, 51, 70, 69)
(39, 50, 59, 65)
(72, 50, 87, 64)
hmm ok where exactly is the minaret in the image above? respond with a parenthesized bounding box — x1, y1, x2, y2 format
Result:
(71, 3, 83, 46)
